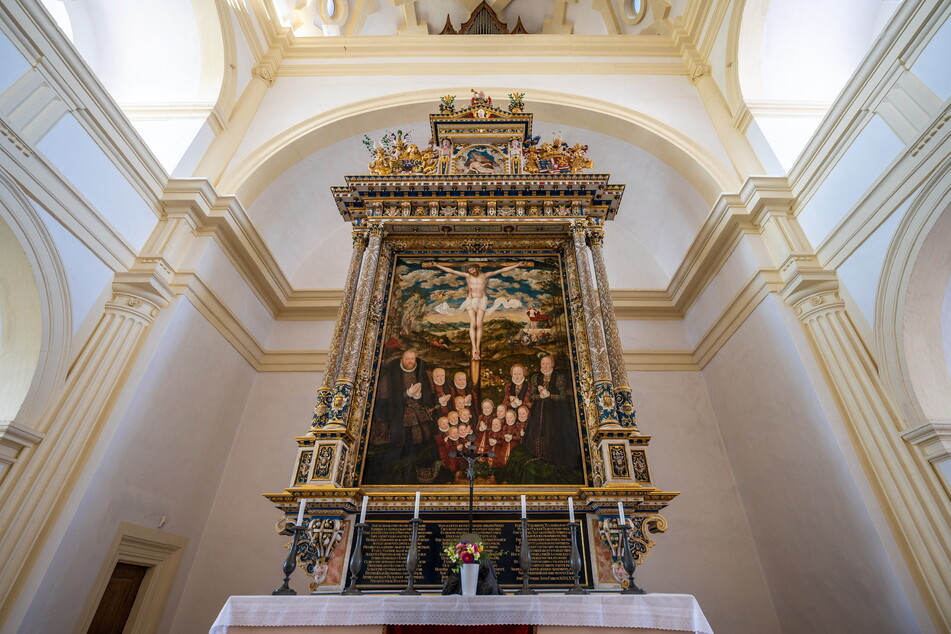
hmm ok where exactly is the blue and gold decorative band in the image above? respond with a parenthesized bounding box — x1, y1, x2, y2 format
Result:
(326, 380, 354, 427)
(614, 386, 637, 429)
(593, 379, 619, 425)
(311, 386, 333, 429)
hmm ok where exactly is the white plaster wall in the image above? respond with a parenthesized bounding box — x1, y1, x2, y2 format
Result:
(0, 26, 30, 92)
(911, 16, 951, 100)
(617, 319, 691, 351)
(129, 117, 209, 176)
(267, 319, 336, 350)
(753, 0, 897, 102)
(531, 122, 709, 282)
(754, 113, 827, 173)
(57, 0, 208, 104)
(631, 370, 781, 634)
(684, 238, 761, 345)
(701, 296, 921, 633)
(944, 275, 951, 378)
(31, 200, 113, 335)
(836, 196, 908, 327)
(172, 117, 218, 177)
(232, 75, 731, 173)
(796, 115, 904, 248)
(168, 371, 321, 632)
(196, 240, 275, 346)
(18, 299, 256, 633)
(36, 113, 158, 252)
(743, 117, 785, 176)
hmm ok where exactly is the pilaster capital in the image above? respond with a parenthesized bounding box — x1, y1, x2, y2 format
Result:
(587, 227, 605, 247)
(778, 254, 842, 320)
(351, 230, 369, 248)
(108, 271, 174, 322)
(569, 219, 589, 244)
(251, 60, 279, 87)
(0, 420, 44, 451)
(367, 222, 385, 240)
(687, 62, 711, 85)
(901, 420, 951, 465)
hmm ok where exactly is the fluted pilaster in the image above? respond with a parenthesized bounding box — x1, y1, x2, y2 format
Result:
(588, 227, 637, 429)
(571, 221, 618, 427)
(0, 274, 170, 621)
(326, 225, 384, 429)
(784, 280, 951, 629)
(311, 231, 368, 431)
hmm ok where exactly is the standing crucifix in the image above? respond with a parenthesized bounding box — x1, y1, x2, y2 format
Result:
(449, 434, 495, 535)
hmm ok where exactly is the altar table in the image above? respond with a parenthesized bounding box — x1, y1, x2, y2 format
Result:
(210, 594, 714, 634)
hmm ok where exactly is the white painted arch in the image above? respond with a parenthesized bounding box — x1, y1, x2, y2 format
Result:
(0, 171, 72, 428)
(221, 87, 739, 209)
(876, 160, 951, 432)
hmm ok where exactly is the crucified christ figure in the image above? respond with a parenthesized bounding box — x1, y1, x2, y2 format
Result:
(428, 261, 529, 360)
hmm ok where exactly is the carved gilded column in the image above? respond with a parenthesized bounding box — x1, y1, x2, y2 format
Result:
(326, 224, 384, 429)
(783, 275, 951, 626)
(310, 230, 368, 432)
(588, 226, 637, 429)
(0, 274, 170, 620)
(570, 221, 617, 427)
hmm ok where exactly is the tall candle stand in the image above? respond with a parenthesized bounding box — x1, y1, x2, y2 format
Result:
(272, 520, 308, 595)
(515, 517, 537, 595)
(565, 521, 588, 594)
(618, 519, 645, 595)
(400, 517, 423, 595)
(341, 522, 368, 595)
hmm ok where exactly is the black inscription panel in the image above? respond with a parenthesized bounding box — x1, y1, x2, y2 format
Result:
(354, 514, 590, 589)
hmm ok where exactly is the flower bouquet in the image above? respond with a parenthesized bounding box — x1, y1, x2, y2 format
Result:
(442, 540, 503, 595)
(443, 541, 483, 572)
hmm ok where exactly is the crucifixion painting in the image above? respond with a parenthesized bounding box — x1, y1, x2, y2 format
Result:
(362, 254, 585, 487)
(426, 260, 530, 360)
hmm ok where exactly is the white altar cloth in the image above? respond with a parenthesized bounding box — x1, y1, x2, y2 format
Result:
(210, 594, 713, 634)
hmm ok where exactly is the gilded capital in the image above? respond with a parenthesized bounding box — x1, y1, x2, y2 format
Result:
(367, 222, 385, 239)
(351, 231, 369, 248)
(588, 228, 605, 247)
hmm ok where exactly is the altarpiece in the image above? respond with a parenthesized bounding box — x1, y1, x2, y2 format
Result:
(264, 92, 679, 592)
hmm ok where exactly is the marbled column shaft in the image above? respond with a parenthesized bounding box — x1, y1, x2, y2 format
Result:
(311, 232, 368, 431)
(571, 222, 618, 426)
(588, 229, 637, 428)
(326, 227, 384, 428)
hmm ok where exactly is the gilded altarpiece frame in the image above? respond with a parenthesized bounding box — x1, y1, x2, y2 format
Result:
(265, 93, 678, 593)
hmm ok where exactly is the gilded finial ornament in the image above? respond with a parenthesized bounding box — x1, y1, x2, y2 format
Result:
(524, 137, 593, 174)
(439, 94, 456, 114)
(508, 92, 525, 113)
(365, 130, 439, 176)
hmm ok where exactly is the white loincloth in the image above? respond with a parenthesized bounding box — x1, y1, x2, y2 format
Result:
(433, 297, 522, 316)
